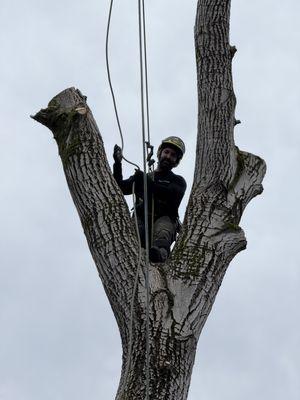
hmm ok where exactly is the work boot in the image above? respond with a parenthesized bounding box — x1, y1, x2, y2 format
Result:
(149, 246, 168, 263)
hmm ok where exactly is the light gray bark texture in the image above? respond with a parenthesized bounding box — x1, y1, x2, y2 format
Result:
(32, 1, 266, 399)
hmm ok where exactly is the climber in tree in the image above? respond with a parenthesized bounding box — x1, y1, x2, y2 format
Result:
(113, 136, 187, 263)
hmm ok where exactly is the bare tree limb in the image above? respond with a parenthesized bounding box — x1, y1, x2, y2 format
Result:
(32, 88, 139, 340)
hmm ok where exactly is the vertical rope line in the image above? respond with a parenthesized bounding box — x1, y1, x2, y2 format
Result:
(141, 0, 151, 146)
(138, 0, 150, 398)
(141, 0, 155, 247)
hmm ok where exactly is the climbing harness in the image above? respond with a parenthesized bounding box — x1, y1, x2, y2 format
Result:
(105, 1, 153, 399)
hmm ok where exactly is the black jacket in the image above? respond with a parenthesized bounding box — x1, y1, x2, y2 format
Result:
(113, 162, 186, 221)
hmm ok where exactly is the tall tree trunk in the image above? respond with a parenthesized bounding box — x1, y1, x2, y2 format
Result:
(32, 0, 266, 399)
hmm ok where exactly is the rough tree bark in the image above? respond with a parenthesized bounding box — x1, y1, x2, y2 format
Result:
(32, 1, 266, 399)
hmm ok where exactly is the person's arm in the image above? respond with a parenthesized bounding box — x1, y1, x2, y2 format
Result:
(112, 145, 134, 195)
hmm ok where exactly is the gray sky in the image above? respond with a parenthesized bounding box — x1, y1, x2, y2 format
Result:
(0, 0, 299, 399)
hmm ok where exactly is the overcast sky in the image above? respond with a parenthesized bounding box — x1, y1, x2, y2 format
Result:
(0, 0, 299, 399)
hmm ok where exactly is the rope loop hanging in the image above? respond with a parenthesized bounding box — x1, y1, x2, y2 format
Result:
(105, 0, 140, 170)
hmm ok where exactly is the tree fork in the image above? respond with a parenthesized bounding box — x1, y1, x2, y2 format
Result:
(32, 1, 266, 399)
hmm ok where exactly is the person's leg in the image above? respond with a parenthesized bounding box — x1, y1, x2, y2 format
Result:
(150, 216, 177, 262)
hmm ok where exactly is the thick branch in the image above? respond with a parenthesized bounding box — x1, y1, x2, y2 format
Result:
(32, 88, 139, 337)
(194, 0, 236, 187)
(173, 0, 266, 269)
(166, 0, 266, 342)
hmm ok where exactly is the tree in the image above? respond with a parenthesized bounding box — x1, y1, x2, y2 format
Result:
(32, 0, 266, 399)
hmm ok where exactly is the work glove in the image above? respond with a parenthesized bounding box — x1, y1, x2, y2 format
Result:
(113, 144, 123, 163)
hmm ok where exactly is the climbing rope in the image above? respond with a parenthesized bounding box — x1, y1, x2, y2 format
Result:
(105, 1, 152, 398)
(138, 0, 151, 398)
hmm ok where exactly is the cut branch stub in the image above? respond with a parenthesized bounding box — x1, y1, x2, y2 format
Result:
(32, 88, 91, 164)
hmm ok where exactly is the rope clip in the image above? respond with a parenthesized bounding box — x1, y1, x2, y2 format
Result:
(146, 141, 155, 169)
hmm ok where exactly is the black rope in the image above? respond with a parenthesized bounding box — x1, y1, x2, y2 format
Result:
(141, 0, 151, 146)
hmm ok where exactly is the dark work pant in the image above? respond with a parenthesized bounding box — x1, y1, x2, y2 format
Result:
(137, 215, 177, 253)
